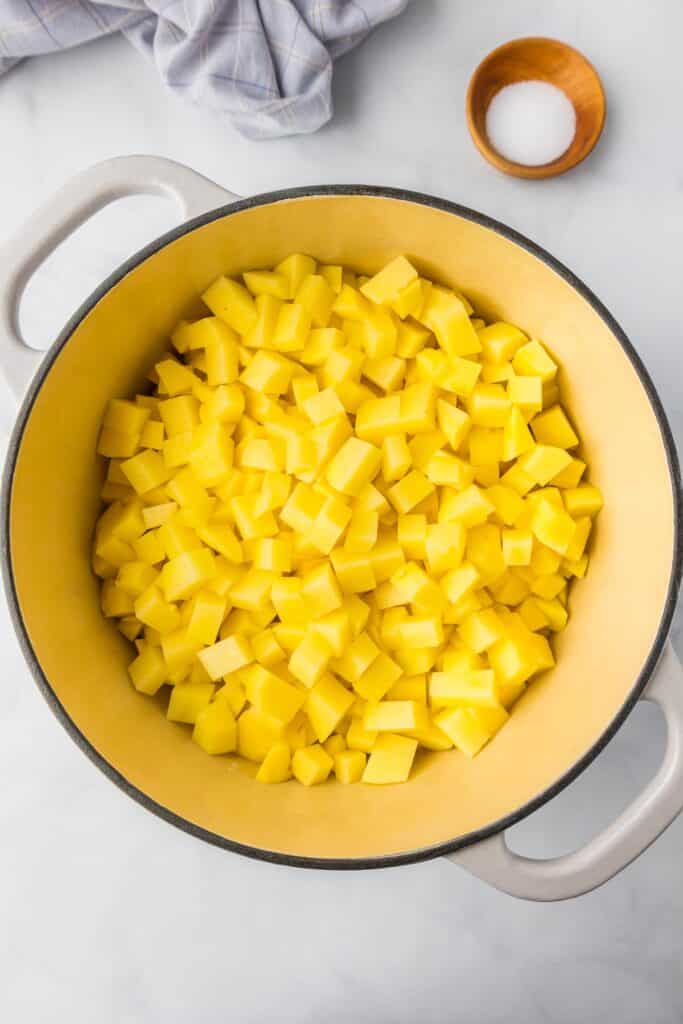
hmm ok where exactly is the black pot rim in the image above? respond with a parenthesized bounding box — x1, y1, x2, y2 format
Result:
(2, 183, 681, 871)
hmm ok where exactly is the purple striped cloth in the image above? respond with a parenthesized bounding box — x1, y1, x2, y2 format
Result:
(0, 0, 409, 138)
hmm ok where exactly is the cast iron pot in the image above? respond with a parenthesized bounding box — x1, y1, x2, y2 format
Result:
(1, 156, 681, 900)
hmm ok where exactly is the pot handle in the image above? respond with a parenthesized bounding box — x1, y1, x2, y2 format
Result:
(0, 156, 238, 400)
(448, 642, 683, 900)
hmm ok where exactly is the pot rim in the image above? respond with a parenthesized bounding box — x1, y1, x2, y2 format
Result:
(2, 183, 681, 870)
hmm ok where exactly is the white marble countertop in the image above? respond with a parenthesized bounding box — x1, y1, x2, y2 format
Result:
(1, 1, 682, 1021)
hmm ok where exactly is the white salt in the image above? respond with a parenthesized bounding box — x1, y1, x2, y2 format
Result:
(485, 80, 576, 166)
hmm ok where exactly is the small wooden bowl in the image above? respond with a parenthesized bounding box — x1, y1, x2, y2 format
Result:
(466, 37, 606, 179)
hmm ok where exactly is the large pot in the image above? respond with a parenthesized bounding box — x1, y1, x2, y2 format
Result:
(1, 156, 681, 901)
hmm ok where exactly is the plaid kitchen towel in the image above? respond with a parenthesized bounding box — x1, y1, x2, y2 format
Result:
(0, 0, 409, 138)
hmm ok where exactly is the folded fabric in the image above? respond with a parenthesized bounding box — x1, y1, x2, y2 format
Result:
(0, 0, 409, 139)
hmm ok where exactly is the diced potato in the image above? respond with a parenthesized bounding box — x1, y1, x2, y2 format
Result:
(95, 253, 602, 787)
(362, 734, 418, 784)
(292, 744, 334, 786)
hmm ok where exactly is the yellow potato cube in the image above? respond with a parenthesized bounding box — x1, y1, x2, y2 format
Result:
(344, 508, 379, 553)
(309, 495, 353, 554)
(128, 642, 168, 694)
(531, 573, 566, 600)
(198, 634, 253, 680)
(477, 321, 526, 363)
(429, 668, 500, 708)
(512, 339, 557, 381)
(330, 549, 376, 594)
(398, 381, 436, 434)
(288, 631, 332, 687)
(133, 528, 167, 569)
(507, 375, 543, 413)
(519, 445, 572, 485)
(156, 359, 198, 397)
(422, 287, 481, 357)
(237, 708, 286, 763)
(251, 627, 286, 668)
(272, 302, 312, 352)
(354, 652, 402, 702)
(468, 384, 510, 428)
(360, 255, 418, 305)
(459, 609, 505, 653)
(275, 253, 317, 298)
(395, 614, 444, 648)
(441, 562, 480, 604)
(296, 274, 335, 327)
(323, 734, 346, 757)
(392, 278, 425, 320)
(292, 743, 334, 786)
(249, 537, 292, 573)
(362, 733, 418, 784)
(501, 462, 535, 496)
(563, 485, 604, 517)
(424, 522, 466, 575)
(230, 568, 275, 612)
(319, 265, 343, 293)
(309, 609, 352, 658)
(434, 705, 508, 757)
(271, 577, 309, 623)
(241, 350, 295, 394)
(381, 435, 411, 483)
(134, 585, 181, 634)
(346, 720, 378, 752)
(364, 700, 430, 734)
(334, 749, 366, 783)
(245, 300, 286, 354)
(531, 405, 579, 449)
(531, 499, 577, 555)
(104, 398, 150, 435)
(185, 591, 227, 646)
(333, 631, 380, 684)
(97, 427, 140, 459)
(192, 700, 237, 754)
(216, 676, 247, 716)
(300, 327, 344, 367)
(202, 276, 258, 335)
(256, 742, 292, 783)
(140, 419, 164, 450)
(551, 457, 586, 488)
(116, 561, 158, 597)
(167, 682, 215, 724)
(502, 529, 533, 566)
(502, 406, 535, 461)
(387, 675, 427, 703)
(468, 426, 503, 467)
(440, 484, 494, 527)
(397, 513, 427, 560)
(363, 354, 406, 392)
(565, 516, 592, 562)
(301, 562, 343, 618)
(325, 437, 382, 496)
(242, 664, 305, 723)
(231, 495, 278, 540)
(201, 383, 245, 423)
(440, 356, 482, 398)
(243, 270, 290, 300)
(159, 547, 215, 602)
(305, 675, 354, 742)
(301, 386, 344, 425)
(436, 399, 471, 451)
(387, 469, 435, 514)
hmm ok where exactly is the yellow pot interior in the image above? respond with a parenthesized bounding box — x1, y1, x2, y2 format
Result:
(8, 193, 678, 862)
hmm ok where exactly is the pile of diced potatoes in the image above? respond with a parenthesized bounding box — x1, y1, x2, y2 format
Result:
(93, 254, 603, 787)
